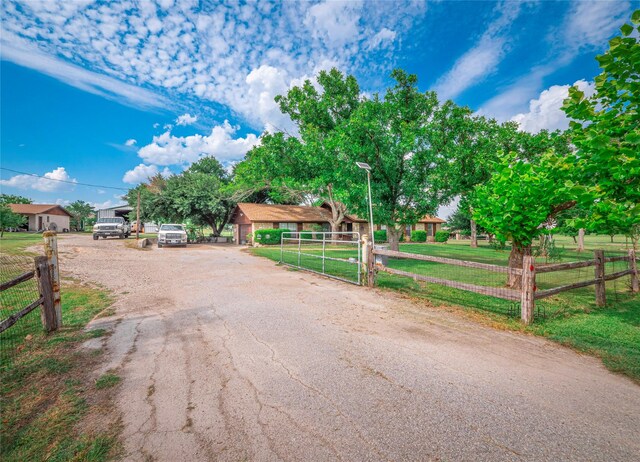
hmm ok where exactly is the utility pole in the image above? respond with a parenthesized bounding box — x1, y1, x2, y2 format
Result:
(136, 189, 141, 240)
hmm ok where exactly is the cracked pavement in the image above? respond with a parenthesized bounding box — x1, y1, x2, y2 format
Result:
(59, 234, 640, 461)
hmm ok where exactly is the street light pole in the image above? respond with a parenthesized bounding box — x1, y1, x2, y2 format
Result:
(366, 169, 375, 247)
(356, 162, 375, 247)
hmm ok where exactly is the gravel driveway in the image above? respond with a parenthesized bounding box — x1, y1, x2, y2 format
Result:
(59, 234, 640, 461)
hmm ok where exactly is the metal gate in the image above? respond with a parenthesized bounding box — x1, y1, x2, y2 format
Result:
(280, 232, 362, 285)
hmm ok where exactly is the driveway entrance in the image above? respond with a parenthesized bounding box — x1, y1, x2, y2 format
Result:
(59, 234, 640, 461)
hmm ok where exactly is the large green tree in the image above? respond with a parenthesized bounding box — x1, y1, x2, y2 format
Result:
(562, 10, 640, 247)
(236, 68, 362, 232)
(341, 69, 475, 250)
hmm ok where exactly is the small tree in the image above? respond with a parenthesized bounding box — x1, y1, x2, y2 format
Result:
(66, 200, 94, 231)
(472, 151, 583, 288)
(0, 204, 26, 237)
(164, 157, 234, 236)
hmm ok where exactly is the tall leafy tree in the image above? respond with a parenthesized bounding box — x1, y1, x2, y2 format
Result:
(236, 68, 362, 232)
(562, 10, 640, 248)
(341, 69, 474, 250)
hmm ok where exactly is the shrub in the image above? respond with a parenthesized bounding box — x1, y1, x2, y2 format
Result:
(374, 229, 387, 242)
(410, 230, 427, 242)
(253, 228, 288, 245)
(300, 232, 313, 240)
(434, 230, 449, 243)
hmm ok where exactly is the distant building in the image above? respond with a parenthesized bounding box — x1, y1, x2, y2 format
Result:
(8, 204, 72, 232)
(95, 204, 158, 233)
(229, 202, 445, 244)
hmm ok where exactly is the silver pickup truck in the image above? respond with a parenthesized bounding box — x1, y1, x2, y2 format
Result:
(93, 217, 131, 240)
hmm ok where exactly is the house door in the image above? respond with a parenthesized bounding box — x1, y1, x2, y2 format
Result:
(239, 224, 250, 244)
(38, 216, 43, 230)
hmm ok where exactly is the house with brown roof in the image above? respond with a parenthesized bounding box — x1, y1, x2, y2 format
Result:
(229, 202, 445, 245)
(8, 204, 72, 232)
(229, 203, 368, 245)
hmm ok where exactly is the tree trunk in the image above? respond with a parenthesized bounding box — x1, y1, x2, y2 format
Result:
(610, 235, 614, 243)
(572, 235, 577, 244)
(470, 220, 478, 248)
(507, 244, 531, 290)
(577, 228, 585, 252)
(387, 226, 402, 252)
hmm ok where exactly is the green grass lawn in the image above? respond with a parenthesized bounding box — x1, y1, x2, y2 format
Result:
(0, 232, 44, 255)
(1, 233, 121, 461)
(251, 235, 640, 382)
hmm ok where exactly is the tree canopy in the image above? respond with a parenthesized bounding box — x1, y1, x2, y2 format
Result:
(562, 9, 640, 246)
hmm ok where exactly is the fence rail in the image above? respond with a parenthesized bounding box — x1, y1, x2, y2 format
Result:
(369, 245, 639, 325)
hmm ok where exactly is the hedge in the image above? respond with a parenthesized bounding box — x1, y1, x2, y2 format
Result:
(410, 230, 427, 242)
(253, 228, 288, 245)
(435, 230, 449, 243)
(374, 229, 387, 242)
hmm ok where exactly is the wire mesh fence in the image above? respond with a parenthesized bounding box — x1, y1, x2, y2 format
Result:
(374, 245, 638, 322)
(0, 253, 42, 369)
(376, 248, 518, 317)
(280, 232, 361, 284)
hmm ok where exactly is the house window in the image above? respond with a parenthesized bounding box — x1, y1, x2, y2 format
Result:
(427, 223, 434, 236)
(47, 216, 50, 223)
(279, 222, 297, 231)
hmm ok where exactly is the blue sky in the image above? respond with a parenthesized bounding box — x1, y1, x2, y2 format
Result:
(0, 0, 636, 214)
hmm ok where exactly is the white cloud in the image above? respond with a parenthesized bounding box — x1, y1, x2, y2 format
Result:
(137, 121, 259, 166)
(561, 1, 631, 52)
(125, 138, 137, 146)
(478, 1, 631, 123)
(305, 1, 363, 46)
(122, 164, 171, 184)
(433, 2, 523, 100)
(0, 1, 427, 129)
(175, 113, 198, 126)
(0, 34, 168, 110)
(511, 80, 595, 133)
(368, 28, 397, 50)
(0, 167, 77, 192)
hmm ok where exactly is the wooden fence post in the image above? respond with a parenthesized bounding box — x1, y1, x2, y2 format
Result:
(35, 256, 57, 332)
(42, 231, 62, 328)
(521, 256, 535, 325)
(594, 249, 606, 306)
(629, 249, 639, 293)
(366, 238, 375, 288)
(577, 228, 585, 252)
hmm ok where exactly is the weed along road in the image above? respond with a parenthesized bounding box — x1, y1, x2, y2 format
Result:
(59, 234, 640, 462)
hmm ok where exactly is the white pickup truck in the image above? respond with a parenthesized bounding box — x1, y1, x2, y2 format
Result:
(157, 224, 188, 248)
(92, 217, 130, 240)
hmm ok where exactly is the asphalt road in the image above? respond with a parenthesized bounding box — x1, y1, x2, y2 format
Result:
(59, 234, 640, 461)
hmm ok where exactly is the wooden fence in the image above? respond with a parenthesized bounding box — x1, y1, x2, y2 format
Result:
(366, 240, 638, 325)
(0, 232, 62, 334)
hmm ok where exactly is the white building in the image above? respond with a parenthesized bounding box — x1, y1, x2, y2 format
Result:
(9, 204, 72, 232)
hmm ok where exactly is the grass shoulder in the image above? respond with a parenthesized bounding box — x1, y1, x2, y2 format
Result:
(1, 279, 122, 462)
